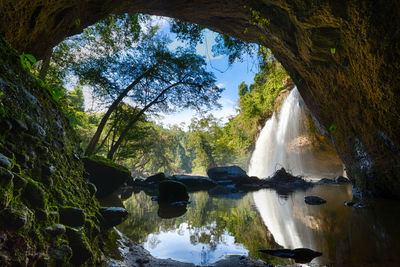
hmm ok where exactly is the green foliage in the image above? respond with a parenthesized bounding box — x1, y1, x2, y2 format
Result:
(329, 123, 337, 133)
(330, 47, 336, 55)
(249, 8, 270, 27)
(170, 18, 258, 65)
(19, 53, 36, 70)
(216, 48, 291, 167)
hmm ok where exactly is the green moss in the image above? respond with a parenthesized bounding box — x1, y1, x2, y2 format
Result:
(82, 155, 130, 174)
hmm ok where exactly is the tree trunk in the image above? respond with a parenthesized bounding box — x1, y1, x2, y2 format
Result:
(84, 68, 153, 156)
(107, 80, 183, 159)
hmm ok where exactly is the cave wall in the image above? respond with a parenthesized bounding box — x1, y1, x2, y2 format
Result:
(0, 36, 121, 266)
(1, 0, 399, 197)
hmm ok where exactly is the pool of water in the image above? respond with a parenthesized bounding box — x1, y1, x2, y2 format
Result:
(115, 184, 400, 266)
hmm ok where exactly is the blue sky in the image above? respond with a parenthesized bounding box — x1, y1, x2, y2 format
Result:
(155, 23, 258, 128)
(79, 17, 259, 128)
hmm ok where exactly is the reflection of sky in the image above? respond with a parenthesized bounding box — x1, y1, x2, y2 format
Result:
(142, 222, 248, 265)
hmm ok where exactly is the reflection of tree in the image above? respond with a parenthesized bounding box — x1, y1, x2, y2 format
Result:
(118, 191, 284, 264)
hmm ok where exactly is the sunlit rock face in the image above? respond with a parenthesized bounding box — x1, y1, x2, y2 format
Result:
(1, 0, 399, 197)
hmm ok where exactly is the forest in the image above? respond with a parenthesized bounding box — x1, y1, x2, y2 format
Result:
(32, 14, 291, 176)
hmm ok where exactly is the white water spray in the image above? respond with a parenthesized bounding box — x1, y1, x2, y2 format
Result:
(249, 87, 308, 178)
(250, 87, 313, 249)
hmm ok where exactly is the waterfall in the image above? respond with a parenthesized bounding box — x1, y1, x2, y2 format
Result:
(250, 87, 312, 249)
(248, 86, 308, 178)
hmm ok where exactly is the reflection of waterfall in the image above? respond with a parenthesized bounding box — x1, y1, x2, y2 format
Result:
(249, 87, 308, 178)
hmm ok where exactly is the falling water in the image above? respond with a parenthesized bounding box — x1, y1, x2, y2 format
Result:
(248, 86, 308, 178)
(249, 87, 316, 250)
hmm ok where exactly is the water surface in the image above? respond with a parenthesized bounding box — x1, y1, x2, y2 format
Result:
(116, 185, 400, 266)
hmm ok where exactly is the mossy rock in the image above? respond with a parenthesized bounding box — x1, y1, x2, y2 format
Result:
(59, 206, 85, 227)
(23, 178, 47, 209)
(65, 227, 93, 265)
(0, 204, 32, 230)
(158, 180, 189, 203)
(82, 156, 131, 198)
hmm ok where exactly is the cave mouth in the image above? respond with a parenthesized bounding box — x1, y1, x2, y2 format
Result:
(2, 0, 400, 197)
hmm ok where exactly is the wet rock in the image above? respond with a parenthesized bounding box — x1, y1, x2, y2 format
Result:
(173, 174, 217, 190)
(82, 156, 131, 198)
(13, 174, 27, 190)
(0, 167, 13, 185)
(344, 201, 366, 208)
(49, 245, 72, 263)
(0, 153, 11, 169)
(42, 177, 53, 187)
(99, 207, 128, 229)
(33, 207, 46, 219)
(37, 145, 49, 155)
(335, 176, 351, 184)
(30, 122, 46, 137)
(316, 178, 336, 184)
(42, 164, 56, 177)
(145, 172, 167, 184)
(130, 177, 146, 187)
(24, 179, 46, 208)
(269, 168, 300, 182)
(65, 228, 92, 265)
(59, 207, 85, 227)
(258, 248, 323, 263)
(0, 204, 31, 230)
(344, 201, 354, 206)
(305, 196, 327, 205)
(207, 166, 250, 184)
(158, 180, 189, 202)
(12, 119, 28, 131)
(87, 182, 97, 196)
(46, 224, 66, 236)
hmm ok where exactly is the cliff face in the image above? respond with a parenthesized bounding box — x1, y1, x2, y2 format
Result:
(0, 1, 399, 197)
(0, 37, 123, 266)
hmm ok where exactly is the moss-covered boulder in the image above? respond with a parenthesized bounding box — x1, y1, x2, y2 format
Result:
(82, 155, 131, 198)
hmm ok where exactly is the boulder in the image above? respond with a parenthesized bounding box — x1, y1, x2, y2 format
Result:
(49, 245, 72, 263)
(304, 196, 326, 205)
(335, 176, 351, 184)
(0, 167, 13, 185)
(158, 180, 189, 202)
(0, 153, 11, 169)
(65, 227, 93, 265)
(99, 207, 128, 229)
(59, 207, 85, 227)
(82, 156, 131, 198)
(173, 175, 217, 191)
(23, 179, 46, 208)
(207, 166, 250, 184)
(316, 178, 336, 184)
(0, 204, 32, 230)
(46, 224, 66, 236)
(145, 172, 167, 184)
